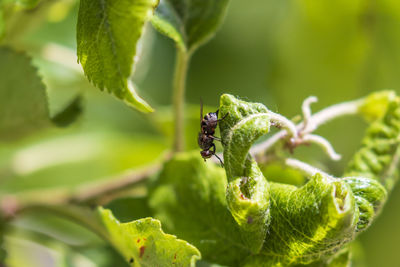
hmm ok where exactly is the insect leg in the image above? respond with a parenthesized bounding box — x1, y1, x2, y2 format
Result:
(217, 112, 229, 122)
(211, 136, 222, 142)
(211, 144, 224, 167)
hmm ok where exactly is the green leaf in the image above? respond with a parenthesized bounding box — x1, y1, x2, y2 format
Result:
(346, 95, 400, 191)
(218, 94, 271, 253)
(216, 95, 390, 266)
(149, 152, 250, 266)
(51, 96, 83, 127)
(105, 197, 152, 223)
(219, 94, 271, 179)
(342, 177, 386, 233)
(98, 207, 200, 266)
(248, 175, 357, 266)
(151, 0, 230, 52)
(0, 47, 48, 140)
(244, 246, 351, 267)
(343, 93, 400, 232)
(77, 0, 157, 113)
(0, 47, 81, 141)
(358, 90, 396, 122)
(260, 162, 306, 186)
(293, 246, 351, 267)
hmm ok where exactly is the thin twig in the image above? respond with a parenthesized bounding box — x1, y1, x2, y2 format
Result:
(269, 111, 298, 138)
(302, 134, 341, 161)
(0, 163, 162, 222)
(250, 98, 364, 157)
(284, 158, 335, 181)
(301, 96, 318, 130)
(70, 163, 162, 203)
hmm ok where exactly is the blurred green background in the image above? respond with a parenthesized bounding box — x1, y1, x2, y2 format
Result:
(1, 0, 400, 266)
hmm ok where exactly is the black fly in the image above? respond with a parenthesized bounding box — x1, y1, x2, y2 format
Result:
(198, 100, 226, 166)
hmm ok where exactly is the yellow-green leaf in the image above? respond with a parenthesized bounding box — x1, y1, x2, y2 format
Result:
(98, 207, 201, 266)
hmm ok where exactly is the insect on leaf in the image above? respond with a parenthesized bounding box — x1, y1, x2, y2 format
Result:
(218, 94, 271, 253)
(217, 94, 395, 266)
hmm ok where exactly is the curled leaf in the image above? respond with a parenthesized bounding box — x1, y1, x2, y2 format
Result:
(245, 174, 358, 266)
(225, 159, 270, 253)
(343, 93, 400, 233)
(218, 94, 271, 253)
(342, 177, 386, 232)
(346, 95, 400, 190)
(217, 94, 393, 266)
(219, 94, 271, 179)
(358, 90, 396, 122)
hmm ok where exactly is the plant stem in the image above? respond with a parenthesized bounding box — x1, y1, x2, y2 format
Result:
(71, 163, 161, 203)
(172, 49, 190, 152)
(284, 158, 334, 181)
(250, 98, 364, 157)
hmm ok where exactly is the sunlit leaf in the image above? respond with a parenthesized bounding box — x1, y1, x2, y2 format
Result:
(77, 0, 158, 113)
(98, 207, 200, 266)
(149, 152, 249, 266)
(358, 90, 397, 122)
(215, 94, 395, 266)
(347, 95, 400, 190)
(218, 94, 271, 253)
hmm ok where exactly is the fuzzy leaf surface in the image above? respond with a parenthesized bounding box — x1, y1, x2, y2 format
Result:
(244, 175, 358, 266)
(347, 95, 400, 190)
(216, 94, 396, 266)
(343, 92, 400, 232)
(77, 0, 157, 112)
(151, 0, 230, 51)
(98, 207, 200, 267)
(218, 94, 271, 253)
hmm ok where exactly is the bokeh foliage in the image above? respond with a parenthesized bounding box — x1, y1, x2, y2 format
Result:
(1, 0, 400, 266)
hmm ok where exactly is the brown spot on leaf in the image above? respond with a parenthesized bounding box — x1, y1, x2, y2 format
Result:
(139, 246, 146, 258)
(174, 253, 177, 260)
(137, 238, 140, 243)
